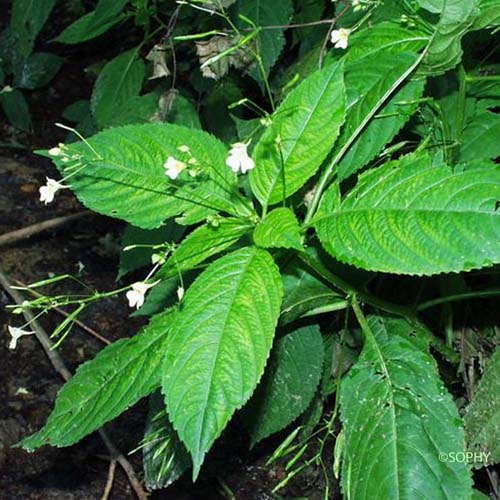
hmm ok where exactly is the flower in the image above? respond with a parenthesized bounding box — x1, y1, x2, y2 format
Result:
(164, 156, 187, 180)
(330, 28, 351, 50)
(126, 281, 159, 309)
(226, 142, 255, 174)
(39, 177, 68, 204)
(8, 326, 35, 350)
(48, 147, 61, 156)
(177, 286, 185, 301)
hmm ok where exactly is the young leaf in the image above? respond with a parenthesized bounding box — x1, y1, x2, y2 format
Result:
(162, 247, 283, 478)
(236, 0, 293, 82)
(314, 153, 500, 275)
(143, 391, 190, 489)
(340, 315, 472, 499)
(250, 61, 345, 206)
(47, 123, 238, 229)
(464, 345, 500, 466)
(334, 51, 422, 180)
(91, 49, 145, 129)
(156, 218, 251, 280)
(253, 207, 303, 251)
(55, 0, 129, 44)
(244, 325, 324, 446)
(20, 310, 174, 450)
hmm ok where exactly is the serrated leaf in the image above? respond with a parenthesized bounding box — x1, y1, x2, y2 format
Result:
(55, 0, 129, 44)
(91, 49, 145, 129)
(250, 61, 345, 206)
(143, 391, 190, 490)
(315, 152, 500, 275)
(280, 254, 345, 325)
(157, 218, 251, 280)
(20, 310, 174, 450)
(340, 315, 472, 499)
(460, 108, 500, 162)
(236, 0, 293, 82)
(47, 123, 239, 229)
(14, 52, 63, 90)
(244, 325, 324, 446)
(333, 51, 421, 180)
(162, 247, 283, 478)
(253, 207, 303, 251)
(464, 345, 500, 466)
(118, 222, 183, 279)
(0, 88, 31, 131)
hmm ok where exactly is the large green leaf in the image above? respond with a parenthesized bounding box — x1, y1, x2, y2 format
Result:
(315, 153, 500, 275)
(250, 61, 345, 206)
(333, 51, 421, 180)
(464, 345, 500, 466)
(0, 88, 31, 131)
(473, 0, 500, 28)
(105, 93, 159, 127)
(340, 315, 472, 499)
(55, 0, 129, 44)
(156, 218, 251, 280)
(162, 247, 283, 478)
(48, 123, 240, 229)
(14, 52, 63, 90)
(236, 0, 293, 82)
(143, 391, 190, 489)
(91, 49, 145, 129)
(21, 310, 174, 450)
(244, 325, 324, 446)
(460, 108, 500, 162)
(253, 207, 303, 251)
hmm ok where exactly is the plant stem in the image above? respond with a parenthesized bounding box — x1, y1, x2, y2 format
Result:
(417, 289, 500, 312)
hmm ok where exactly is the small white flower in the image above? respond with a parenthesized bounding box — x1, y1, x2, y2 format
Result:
(39, 177, 68, 204)
(48, 147, 62, 157)
(8, 326, 35, 350)
(126, 281, 159, 309)
(164, 156, 187, 180)
(330, 28, 351, 50)
(177, 286, 185, 301)
(16, 387, 30, 395)
(1, 85, 13, 93)
(226, 142, 255, 174)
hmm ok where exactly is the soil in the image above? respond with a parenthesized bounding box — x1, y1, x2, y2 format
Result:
(0, 3, 334, 499)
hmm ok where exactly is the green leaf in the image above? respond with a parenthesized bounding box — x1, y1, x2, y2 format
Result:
(315, 152, 500, 275)
(250, 61, 345, 206)
(20, 310, 174, 450)
(55, 0, 129, 44)
(14, 52, 63, 90)
(333, 51, 421, 180)
(340, 315, 472, 499)
(47, 123, 239, 229)
(464, 345, 500, 466)
(244, 325, 324, 446)
(91, 49, 145, 129)
(105, 93, 159, 128)
(162, 247, 283, 478)
(473, 0, 500, 29)
(10, 0, 56, 57)
(236, 0, 293, 82)
(253, 207, 303, 251)
(460, 108, 500, 162)
(143, 391, 190, 489)
(280, 254, 345, 325)
(166, 93, 202, 129)
(157, 218, 251, 280)
(118, 222, 183, 279)
(0, 88, 31, 131)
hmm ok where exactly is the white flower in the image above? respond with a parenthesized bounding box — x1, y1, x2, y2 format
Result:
(164, 156, 187, 180)
(226, 142, 255, 174)
(39, 177, 68, 204)
(48, 147, 62, 156)
(126, 281, 159, 309)
(177, 286, 185, 301)
(330, 28, 351, 50)
(8, 326, 35, 350)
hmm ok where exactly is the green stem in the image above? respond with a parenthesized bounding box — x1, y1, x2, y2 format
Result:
(417, 289, 500, 312)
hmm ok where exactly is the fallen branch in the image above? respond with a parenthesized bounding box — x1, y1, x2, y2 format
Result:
(0, 212, 90, 248)
(0, 268, 147, 500)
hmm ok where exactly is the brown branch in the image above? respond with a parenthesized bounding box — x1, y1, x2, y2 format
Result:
(101, 459, 117, 500)
(0, 268, 147, 500)
(14, 279, 111, 345)
(319, 3, 352, 67)
(0, 212, 91, 248)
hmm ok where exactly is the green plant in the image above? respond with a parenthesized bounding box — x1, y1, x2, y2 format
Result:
(7, 0, 500, 497)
